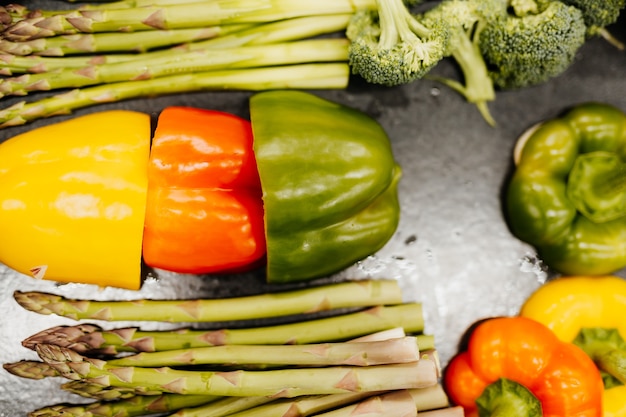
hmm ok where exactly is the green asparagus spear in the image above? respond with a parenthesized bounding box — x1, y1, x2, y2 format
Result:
(0, 14, 352, 74)
(0, 62, 349, 128)
(407, 384, 452, 412)
(70, 0, 231, 9)
(216, 392, 379, 417)
(167, 396, 275, 417)
(0, 25, 249, 56)
(2, 0, 372, 41)
(61, 380, 166, 400)
(22, 304, 425, 355)
(166, 382, 449, 416)
(0, 5, 26, 31)
(312, 389, 417, 417)
(197, 14, 352, 48)
(162, 331, 419, 416)
(3, 360, 60, 379)
(36, 343, 438, 397)
(237, 386, 451, 417)
(28, 393, 219, 417)
(93, 336, 423, 368)
(14, 280, 400, 322)
(2, 0, 219, 27)
(227, 385, 451, 417)
(0, 53, 137, 75)
(3, 0, 271, 41)
(163, 368, 447, 416)
(0, 38, 349, 97)
(311, 391, 461, 417)
(0, 13, 352, 57)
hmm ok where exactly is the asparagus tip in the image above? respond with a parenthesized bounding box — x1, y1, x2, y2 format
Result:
(3, 360, 60, 380)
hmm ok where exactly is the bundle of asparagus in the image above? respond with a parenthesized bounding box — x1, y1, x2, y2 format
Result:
(4, 279, 465, 416)
(0, 0, 380, 128)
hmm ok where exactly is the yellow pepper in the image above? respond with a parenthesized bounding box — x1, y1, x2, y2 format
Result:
(605, 386, 626, 417)
(0, 111, 150, 290)
(520, 275, 626, 417)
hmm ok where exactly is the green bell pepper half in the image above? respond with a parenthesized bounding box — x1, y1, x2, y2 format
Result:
(250, 91, 401, 284)
(506, 102, 626, 275)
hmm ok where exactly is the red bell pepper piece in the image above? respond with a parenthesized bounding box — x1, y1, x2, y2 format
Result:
(142, 106, 266, 274)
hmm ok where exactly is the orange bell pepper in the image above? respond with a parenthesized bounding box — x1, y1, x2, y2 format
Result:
(142, 106, 266, 274)
(444, 316, 603, 417)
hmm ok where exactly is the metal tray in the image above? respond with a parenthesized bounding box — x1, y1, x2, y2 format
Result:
(1, 2, 625, 414)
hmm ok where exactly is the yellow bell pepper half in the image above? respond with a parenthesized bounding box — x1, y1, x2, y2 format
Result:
(0, 111, 150, 290)
(520, 275, 626, 342)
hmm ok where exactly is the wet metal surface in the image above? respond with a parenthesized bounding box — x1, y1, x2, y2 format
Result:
(1, 3, 625, 414)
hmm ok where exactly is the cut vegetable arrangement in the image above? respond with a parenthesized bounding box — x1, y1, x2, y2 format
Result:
(4, 279, 464, 417)
(0, 90, 401, 289)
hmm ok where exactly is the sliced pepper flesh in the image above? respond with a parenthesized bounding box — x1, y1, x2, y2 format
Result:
(250, 90, 401, 284)
(0, 111, 150, 290)
(507, 102, 626, 275)
(142, 106, 266, 275)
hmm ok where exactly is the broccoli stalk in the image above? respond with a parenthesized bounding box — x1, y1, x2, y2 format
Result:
(419, 0, 506, 126)
(559, 0, 626, 50)
(346, 0, 448, 86)
(478, 0, 587, 90)
(444, 22, 495, 126)
(439, 21, 495, 126)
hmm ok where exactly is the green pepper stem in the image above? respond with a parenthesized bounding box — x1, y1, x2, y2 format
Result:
(574, 328, 626, 385)
(594, 162, 626, 198)
(596, 349, 626, 385)
(475, 378, 542, 417)
(567, 152, 626, 223)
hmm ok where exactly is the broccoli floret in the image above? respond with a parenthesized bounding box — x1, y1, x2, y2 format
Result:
(560, 0, 625, 49)
(346, 0, 449, 86)
(419, 0, 507, 126)
(479, 0, 587, 90)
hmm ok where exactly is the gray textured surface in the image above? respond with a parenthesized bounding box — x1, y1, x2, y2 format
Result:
(1, 2, 625, 414)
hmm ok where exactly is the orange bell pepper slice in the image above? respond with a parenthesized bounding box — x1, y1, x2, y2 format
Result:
(142, 106, 266, 274)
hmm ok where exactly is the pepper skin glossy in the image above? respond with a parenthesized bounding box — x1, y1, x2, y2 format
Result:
(506, 102, 626, 275)
(0, 111, 150, 289)
(521, 275, 626, 417)
(250, 90, 401, 284)
(142, 107, 266, 275)
(444, 316, 604, 417)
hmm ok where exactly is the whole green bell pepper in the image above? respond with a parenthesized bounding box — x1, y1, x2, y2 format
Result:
(506, 102, 626, 275)
(250, 91, 402, 284)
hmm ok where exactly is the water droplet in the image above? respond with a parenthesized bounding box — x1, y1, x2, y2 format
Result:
(519, 254, 549, 283)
